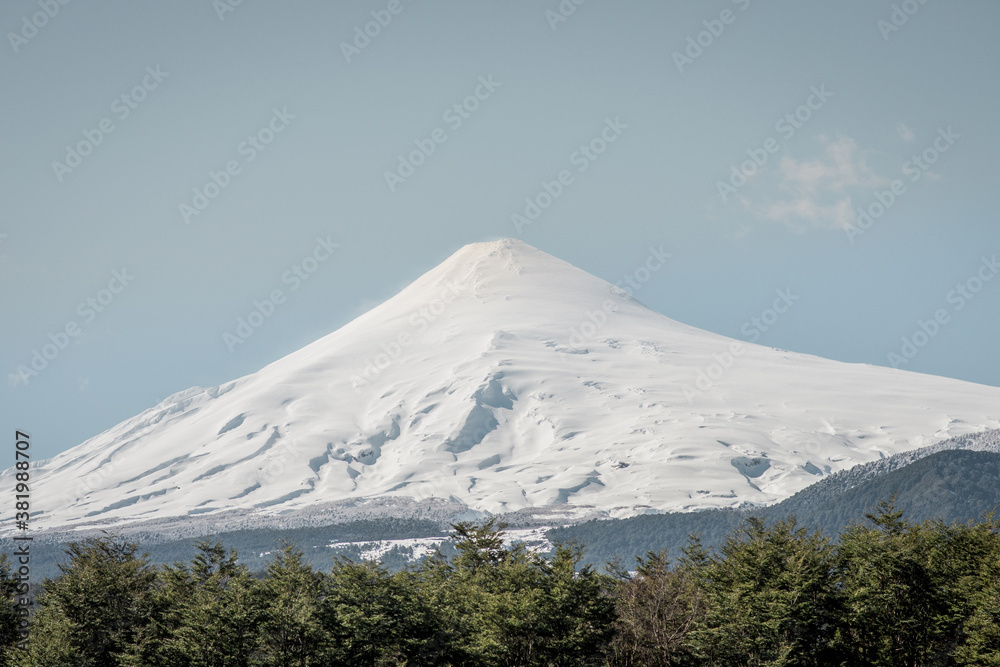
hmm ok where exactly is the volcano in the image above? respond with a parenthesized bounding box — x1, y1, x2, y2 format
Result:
(13, 238, 1000, 534)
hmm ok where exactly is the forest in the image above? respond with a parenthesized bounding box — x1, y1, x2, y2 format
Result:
(1, 501, 998, 666)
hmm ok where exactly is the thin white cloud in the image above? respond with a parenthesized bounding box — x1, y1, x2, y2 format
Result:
(776, 137, 886, 194)
(897, 122, 915, 142)
(744, 136, 889, 231)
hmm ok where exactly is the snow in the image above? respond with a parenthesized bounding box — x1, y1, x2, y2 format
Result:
(334, 537, 448, 562)
(8, 238, 1000, 534)
(329, 526, 554, 563)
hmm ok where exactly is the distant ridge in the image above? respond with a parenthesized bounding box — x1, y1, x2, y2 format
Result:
(772, 428, 1000, 508)
(551, 428, 1000, 566)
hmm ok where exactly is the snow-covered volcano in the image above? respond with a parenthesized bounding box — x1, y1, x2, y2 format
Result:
(13, 239, 1000, 532)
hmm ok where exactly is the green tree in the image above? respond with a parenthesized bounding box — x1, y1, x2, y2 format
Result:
(686, 516, 839, 667)
(0, 554, 27, 666)
(152, 541, 265, 667)
(118, 558, 193, 666)
(258, 542, 325, 666)
(954, 539, 1000, 665)
(536, 542, 616, 666)
(835, 501, 946, 666)
(434, 521, 615, 666)
(927, 516, 1000, 664)
(836, 502, 1000, 666)
(19, 534, 157, 667)
(320, 557, 437, 666)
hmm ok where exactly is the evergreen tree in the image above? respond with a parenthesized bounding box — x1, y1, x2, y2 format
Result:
(19, 534, 157, 667)
(536, 542, 616, 666)
(836, 503, 1000, 665)
(0, 555, 26, 666)
(954, 533, 1000, 666)
(436, 521, 615, 666)
(686, 516, 840, 666)
(118, 558, 194, 666)
(320, 556, 437, 666)
(926, 516, 1000, 663)
(258, 542, 326, 666)
(158, 541, 265, 667)
(834, 501, 946, 666)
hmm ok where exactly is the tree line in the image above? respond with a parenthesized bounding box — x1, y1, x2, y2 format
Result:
(1, 501, 998, 666)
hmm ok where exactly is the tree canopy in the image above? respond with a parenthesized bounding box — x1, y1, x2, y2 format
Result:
(3, 506, 999, 666)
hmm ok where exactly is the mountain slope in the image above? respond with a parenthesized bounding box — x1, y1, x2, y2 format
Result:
(551, 431, 1000, 567)
(10, 239, 1000, 533)
(22, 434, 1000, 580)
(763, 428, 1000, 515)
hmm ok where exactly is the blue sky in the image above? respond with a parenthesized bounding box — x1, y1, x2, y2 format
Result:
(2, 0, 998, 460)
